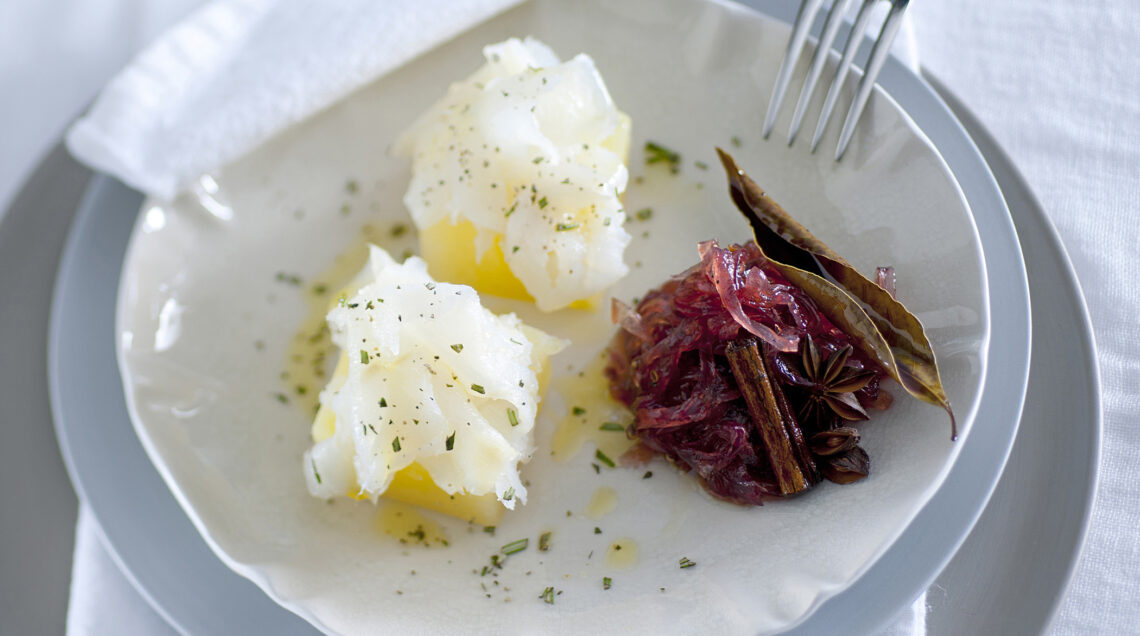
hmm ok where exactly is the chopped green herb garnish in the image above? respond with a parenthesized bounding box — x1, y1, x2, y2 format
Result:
(636, 207, 653, 221)
(731, 135, 742, 148)
(501, 538, 528, 555)
(484, 526, 496, 535)
(571, 406, 586, 416)
(595, 449, 615, 468)
(450, 343, 464, 353)
(507, 408, 519, 427)
(532, 157, 544, 164)
(360, 350, 370, 364)
(274, 392, 289, 404)
(594, 527, 602, 534)
(592, 463, 600, 474)
(679, 557, 696, 569)
(540, 586, 555, 604)
(694, 160, 709, 170)
(643, 471, 653, 479)
(505, 201, 518, 217)
(392, 436, 401, 452)
(512, 246, 520, 253)
(311, 458, 322, 484)
(645, 141, 681, 173)
(379, 397, 388, 407)
(602, 576, 612, 590)
(446, 432, 455, 451)
(538, 532, 551, 552)
(555, 222, 579, 231)
(345, 179, 359, 194)
(275, 272, 302, 286)
(599, 421, 624, 432)
(390, 223, 407, 237)
(471, 383, 486, 394)
(538, 196, 549, 209)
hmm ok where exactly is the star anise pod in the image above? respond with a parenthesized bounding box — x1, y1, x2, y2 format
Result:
(820, 446, 870, 484)
(809, 427, 860, 457)
(796, 336, 876, 427)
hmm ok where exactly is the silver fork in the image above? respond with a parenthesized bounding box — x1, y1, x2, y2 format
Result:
(763, 0, 911, 160)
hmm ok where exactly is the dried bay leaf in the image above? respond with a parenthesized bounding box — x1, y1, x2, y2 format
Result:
(716, 148, 957, 439)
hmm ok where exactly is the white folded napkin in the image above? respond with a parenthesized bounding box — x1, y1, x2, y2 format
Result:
(66, 0, 525, 200)
(68, 508, 174, 636)
(65, 0, 926, 633)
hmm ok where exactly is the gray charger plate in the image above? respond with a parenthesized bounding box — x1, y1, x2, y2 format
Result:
(924, 77, 1100, 635)
(23, 100, 1099, 634)
(45, 33, 1032, 636)
(31, 7, 1092, 636)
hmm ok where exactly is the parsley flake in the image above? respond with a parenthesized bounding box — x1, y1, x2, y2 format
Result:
(501, 537, 527, 554)
(595, 449, 615, 468)
(644, 141, 681, 173)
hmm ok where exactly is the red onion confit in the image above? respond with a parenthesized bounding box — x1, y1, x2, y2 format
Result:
(606, 241, 887, 505)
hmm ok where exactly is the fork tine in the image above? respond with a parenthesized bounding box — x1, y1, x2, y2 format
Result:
(810, 0, 877, 153)
(763, 0, 825, 139)
(835, 0, 910, 160)
(787, 0, 854, 145)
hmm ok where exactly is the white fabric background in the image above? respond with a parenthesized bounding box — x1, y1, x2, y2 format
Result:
(2, 0, 1137, 633)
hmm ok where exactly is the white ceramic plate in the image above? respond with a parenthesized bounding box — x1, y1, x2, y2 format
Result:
(115, 0, 988, 633)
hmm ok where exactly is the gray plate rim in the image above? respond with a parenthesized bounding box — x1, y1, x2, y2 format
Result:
(925, 74, 1101, 634)
(45, 3, 1049, 634)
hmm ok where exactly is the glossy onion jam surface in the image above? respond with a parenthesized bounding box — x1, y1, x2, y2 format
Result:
(605, 241, 887, 505)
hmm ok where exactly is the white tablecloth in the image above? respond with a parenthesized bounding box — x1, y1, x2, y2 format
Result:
(3, 0, 1137, 633)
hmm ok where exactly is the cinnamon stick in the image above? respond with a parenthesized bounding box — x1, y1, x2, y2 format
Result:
(726, 338, 807, 495)
(760, 346, 818, 486)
